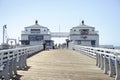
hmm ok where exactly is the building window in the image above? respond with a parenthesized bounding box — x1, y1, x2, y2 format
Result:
(31, 29, 40, 31)
(31, 29, 40, 33)
(91, 40, 96, 47)
(74, 29, 76, 31)
(80, 29, 89, 35)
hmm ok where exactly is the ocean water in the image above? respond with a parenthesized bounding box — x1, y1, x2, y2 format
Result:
(115, 47, 120, 50)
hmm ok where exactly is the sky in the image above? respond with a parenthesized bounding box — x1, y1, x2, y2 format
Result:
(0, 0, 120, 46)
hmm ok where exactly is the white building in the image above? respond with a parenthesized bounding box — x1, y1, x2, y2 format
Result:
(70, 20, 99, 47)
(21, 20, 53, 47)
(21, 20, 99, 47)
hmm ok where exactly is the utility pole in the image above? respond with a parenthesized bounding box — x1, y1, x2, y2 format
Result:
(59, 24, 60, 33)
(3, 25, 7, 44)
(59, 24, 60, 37)
(18, 37, 20, 45)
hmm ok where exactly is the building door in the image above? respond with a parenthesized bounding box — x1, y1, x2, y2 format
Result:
(91, 40, 96, 47)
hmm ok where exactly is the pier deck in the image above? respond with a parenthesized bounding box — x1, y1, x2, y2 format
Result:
(18, 49, 114, 80)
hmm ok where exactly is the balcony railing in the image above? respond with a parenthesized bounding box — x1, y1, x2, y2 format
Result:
(21, 31, 50, 34)
(51, 32, 69, 37)
(70, 31, 98, 35)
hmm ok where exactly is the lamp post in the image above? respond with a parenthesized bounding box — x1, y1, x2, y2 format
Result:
(10, 41, 13, 48)
(10, 41, 13, 45)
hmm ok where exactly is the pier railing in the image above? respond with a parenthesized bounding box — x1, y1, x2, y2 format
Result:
(0, 45, 43, 79)
(69, 43, 120, 80)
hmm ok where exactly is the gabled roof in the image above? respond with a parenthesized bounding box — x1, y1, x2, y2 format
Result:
(72, 20, 94, 29)
(25, 20, 48, 29)
(73, 24, 94, 28)
(25, 24, 48, 28)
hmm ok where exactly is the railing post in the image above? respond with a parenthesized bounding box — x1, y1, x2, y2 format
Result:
(115, 57, 120, 80)
(109, 56, 115, 77)
(96, 52, 99, 66)
(13, 58, 17, 75)
(100, 54, 104, 70)
(98, 53, 101, 68)
(104, 55, 109, 74)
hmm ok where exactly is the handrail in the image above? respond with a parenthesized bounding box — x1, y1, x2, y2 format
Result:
(69, 43, 120, 80)
(0, 45, 43, 65)
(0, 45, 43, 79)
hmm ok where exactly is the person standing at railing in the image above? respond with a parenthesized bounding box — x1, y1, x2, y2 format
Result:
(43, 42, 46, 50)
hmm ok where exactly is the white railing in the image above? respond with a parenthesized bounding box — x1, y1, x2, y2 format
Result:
(51, 32, 69, 37)
(69, 43, 120, 80)
(0, 45, 43, 79)
(70, 31, 98, 35)
(21, 31, 50, 34)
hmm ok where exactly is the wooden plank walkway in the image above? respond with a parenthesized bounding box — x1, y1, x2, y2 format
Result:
(18, 49, 114, 80)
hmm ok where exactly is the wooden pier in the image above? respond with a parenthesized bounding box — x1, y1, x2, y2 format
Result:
(18, 49, 114, 80)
